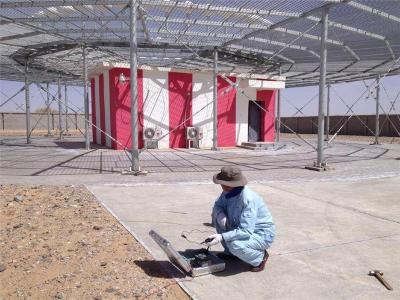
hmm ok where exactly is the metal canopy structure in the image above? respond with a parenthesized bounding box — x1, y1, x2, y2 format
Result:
(1, 0, 400, 87)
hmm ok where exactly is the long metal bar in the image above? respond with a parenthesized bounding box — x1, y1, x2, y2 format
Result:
(57, 76, 63, 139)
(276, 67, 282, 143)
(25, 60, 31, 144)
(276, 89, 281, 143)
(46, 82, 51, 135)
(130, 0, 139, 171)
(83, 46, 90, 150)
(65, 84, 69, 134)
(212, 48, 218, 150)
(317, 7, 329, 167)
(374, 76, 380, 144)
(325, 83, 331, 141)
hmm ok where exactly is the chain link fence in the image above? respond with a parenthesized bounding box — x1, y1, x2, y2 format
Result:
(0, 112, 89, 133)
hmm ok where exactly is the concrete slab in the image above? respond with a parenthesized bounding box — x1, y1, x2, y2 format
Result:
(87, 177, 400, 300)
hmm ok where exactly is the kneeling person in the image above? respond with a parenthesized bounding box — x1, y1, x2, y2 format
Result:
(206, 166, 275, 272)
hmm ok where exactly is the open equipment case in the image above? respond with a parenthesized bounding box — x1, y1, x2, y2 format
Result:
(149, 230, 226, 277)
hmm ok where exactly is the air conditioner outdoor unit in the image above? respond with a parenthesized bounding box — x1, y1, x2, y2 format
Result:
(186, 127, 203, 140)
(143, 127, 162, 140)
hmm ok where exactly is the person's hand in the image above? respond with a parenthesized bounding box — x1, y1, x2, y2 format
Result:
(206, 234, 222, 246)
(216, 212, 227, 230)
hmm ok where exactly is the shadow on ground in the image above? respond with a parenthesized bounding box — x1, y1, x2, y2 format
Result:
(54, 141, 105, 149)
(134, 260, 186, 279)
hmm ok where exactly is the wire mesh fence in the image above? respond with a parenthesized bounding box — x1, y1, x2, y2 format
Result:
(0, 112, 88, 133)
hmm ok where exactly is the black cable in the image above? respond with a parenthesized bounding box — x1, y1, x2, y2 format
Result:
(180, 229, 215, 245)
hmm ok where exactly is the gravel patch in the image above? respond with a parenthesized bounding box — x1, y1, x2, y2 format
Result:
(0, 185, 189, 300)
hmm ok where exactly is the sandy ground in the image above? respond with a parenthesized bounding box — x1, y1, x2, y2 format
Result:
(0, 185, 189, 300)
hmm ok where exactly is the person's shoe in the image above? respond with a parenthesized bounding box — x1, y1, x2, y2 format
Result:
(251, 250, 269, 272)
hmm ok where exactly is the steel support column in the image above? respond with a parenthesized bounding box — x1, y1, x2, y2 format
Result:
(325, 83, 331, 141)
(46, 82, 52, 136)
(83, 46, 90, 150)
(316, 7, 329, 168)
(64, 84, 69, 135)
(130, 0, 139, 171)
(24, 60, 31, 144)
(57, 76, 62, 139)
(212, 48, 218, 150)
(276, 67, 282, 143)
(374, 76, 380, 144)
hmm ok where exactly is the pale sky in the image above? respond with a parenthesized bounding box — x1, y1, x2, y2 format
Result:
(1, 75, 399, 117)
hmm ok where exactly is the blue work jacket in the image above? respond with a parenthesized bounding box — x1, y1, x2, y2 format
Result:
(212, 186, 275, 243)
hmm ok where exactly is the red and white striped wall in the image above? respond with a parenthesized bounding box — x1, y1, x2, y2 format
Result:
(90, 66, 284, 150)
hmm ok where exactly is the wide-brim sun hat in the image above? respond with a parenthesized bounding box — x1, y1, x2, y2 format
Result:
(213, 166, 248, 187)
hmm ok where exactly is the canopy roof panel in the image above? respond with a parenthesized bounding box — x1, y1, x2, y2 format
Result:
(0, 0, 399, 87)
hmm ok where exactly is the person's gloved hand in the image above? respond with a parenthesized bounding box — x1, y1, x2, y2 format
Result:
(216, 212, 227, 230)
(206, 234, 223, 246)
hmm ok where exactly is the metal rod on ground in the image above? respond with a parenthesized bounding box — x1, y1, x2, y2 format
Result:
(325, 83, 331, 141)
(65, 84, 69, 135)
(130, 0, 139, 171)
(315, 7, 329, 168)
(212, 47, 218, 150)
(25, 59, 31, 144)
(57, 75, 62, 139)
(276, 66, 282, 143)
(374, 76, 380, 144)
(83, 45, 90, 150)
(46, 82, 51, 136)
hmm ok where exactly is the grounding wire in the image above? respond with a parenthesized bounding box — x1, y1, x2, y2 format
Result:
(375, 81, 400, 136)
(328, 56, 400, 145)
(361, 79, 400, 138)
(330, 86, 376, 136)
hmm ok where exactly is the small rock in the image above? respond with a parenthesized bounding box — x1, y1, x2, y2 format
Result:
(100, 262, 107, 267)
(93, 225, 102, 230)
(14, 195, 23, 202)
(79, 240, 88, 246)
(93, 296, 102, 300)
(0, 263, 6, 272)
(105, 287, 117, 293)
(13, 223, 23, 229)
(55, 292, 64, 299)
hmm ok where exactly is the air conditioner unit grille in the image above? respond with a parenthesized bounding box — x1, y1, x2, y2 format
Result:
(186, 127, 203, 140)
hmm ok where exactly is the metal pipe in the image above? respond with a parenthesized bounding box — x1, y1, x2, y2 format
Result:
(317, 7, 329, 167)
(46, 82, 51, 136)
(58, 76, 62, 139)
(25, 60, 31, 144)
(276, 66, 282, 143)
(212, 48, 218, 150)
(83, 45, 90, 150)
(130, 0, 139, 171)
(325, 83, 331, 141)
(375, 76, 380, 144)
(64, 84, 69, 134)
